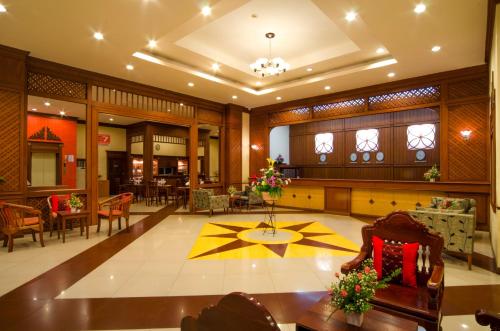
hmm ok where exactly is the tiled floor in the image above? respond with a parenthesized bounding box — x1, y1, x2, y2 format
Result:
(1, 205, 498, 330)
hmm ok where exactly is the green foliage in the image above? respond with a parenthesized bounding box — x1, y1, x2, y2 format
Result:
(68, 194, 83, 209)
(251, 158, 290, 198)
(227, 185, 237, 195)
(328, 259, 401, 314)
(424, 164, 441, 180)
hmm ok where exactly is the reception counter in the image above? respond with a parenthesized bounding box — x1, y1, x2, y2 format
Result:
(274, 179, 490, 231)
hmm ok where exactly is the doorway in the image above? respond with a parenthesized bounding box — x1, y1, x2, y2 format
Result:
(107, 151, 128, 195)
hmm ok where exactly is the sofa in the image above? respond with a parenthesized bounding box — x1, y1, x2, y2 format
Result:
(408, 197, 476, 269)
(192, 189, 229, 216)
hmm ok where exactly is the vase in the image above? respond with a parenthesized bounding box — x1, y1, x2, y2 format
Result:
(430, 178, 436, 182)
(70, 207, 77, 213)
(261, 192, 277, 202)
(344, 311, 364, 327)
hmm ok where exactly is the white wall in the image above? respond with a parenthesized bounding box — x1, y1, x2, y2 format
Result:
(98, 126, 127, 180)
(153, 142, 187, 157)
(490, 3, 500, 267)
(269, 125, 290, 164)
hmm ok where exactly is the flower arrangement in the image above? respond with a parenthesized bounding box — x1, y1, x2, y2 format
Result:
(424, 164, 441, 181)
(68, 194, 83, 210)
(328, 259, 400, 324)
(251, 158, 290, 199)
(227, 185, 237, 196)
(275, 154, 285, 165)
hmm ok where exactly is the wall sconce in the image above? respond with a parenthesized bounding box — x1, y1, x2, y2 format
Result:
(460, 130, 472, 141)
(251, 144, 261, 151)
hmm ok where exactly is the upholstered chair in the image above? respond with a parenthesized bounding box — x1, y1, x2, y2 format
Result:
(192, 189, 229, 216)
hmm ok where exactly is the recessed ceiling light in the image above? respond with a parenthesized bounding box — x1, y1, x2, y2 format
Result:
(276, 96, 282, 101)
(188, 82, 194, 87)
(431, 45, 441, 52)
(147, 39, 157, 49)
(211, 63, 220, 71)
(324, 85, 331, 90)
(201, 5, 212, 16)
(0, 4, 6, 13)
(93, 32, 104, 40)
(31, 108, 37, 112)
(345, 10, 357, 22)
(306, 67, 313, 72)
(376, 47, 385, 54)
(256, 81, 262, 86)
(109, 118, 114, 122)
(232, 95, 238, 100)
(414, 3, 426, 14)
(126, 64, 134, 70)
(44, 101, 51, 107)
(59, 111, 66, 116)
(387, 72, 395, 78)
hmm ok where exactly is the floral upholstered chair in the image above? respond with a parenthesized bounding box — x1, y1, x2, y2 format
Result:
(193, 189, 229, 217)
(409, 197, 476, 269)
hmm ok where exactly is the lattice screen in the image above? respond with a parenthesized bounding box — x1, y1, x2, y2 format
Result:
(368, 86, 440, 111)
(312, 98, 366, 118)
(28, 72, 87, 99)
(91, 85, 194, 118)
(0, 90, 21, 192)
(269, 107, 310, 125)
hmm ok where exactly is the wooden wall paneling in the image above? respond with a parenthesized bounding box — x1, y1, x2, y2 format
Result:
(198, 108, 223, 126)
(189, 121, 198, 210)
(324, 187, 351, 215)
(447, 192, 489, 231)
(448, 76, 489, 100)
(0, 45, 28, 199)
(225, 104, 243, 188)
(440, 82, 449, 180)
(89, 105, 99, 224)
(249, 112, 268, 176)
(448, 102, 489, 181)
(344, 112, 393, 130)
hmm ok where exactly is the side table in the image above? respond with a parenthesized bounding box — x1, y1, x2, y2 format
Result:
(57, 210, 90, 243)
(296, 295, 418, 331)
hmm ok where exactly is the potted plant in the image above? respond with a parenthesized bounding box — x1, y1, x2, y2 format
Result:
(68, 193, 83, 212)
(275, 154, 285, 165)
(424, 164, 441, 182)
(251, 158, 290, 201)
(227, 185, 237, 197)
(328, 259, 400, 327)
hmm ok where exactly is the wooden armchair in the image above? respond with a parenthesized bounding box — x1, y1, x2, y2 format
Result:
(181, 292, 280, 331)
(145, 181, 159, 206)
(0, 202, 45, 252)
(97, 195, 126, 236)
(119, 192, 133, 228)
(476, 309, 500, 330)
(341, 211, 444, 331)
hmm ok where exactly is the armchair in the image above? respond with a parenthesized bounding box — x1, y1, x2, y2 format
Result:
(193, 189, 229, 216)
(341, 211, 444, 331)
(409, 197, 476, 269)
(476, 309, 500, 330)
(97, 195, 128, 236)
(0, 202, 45, 252)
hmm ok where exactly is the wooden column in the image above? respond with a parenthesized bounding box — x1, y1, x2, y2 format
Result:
(89, 104, 98, 224)
(189, 122, 198, 210)
(225, 104, 244, 189)
(143, 123, 153, 182)
(0, 45, 28, 204)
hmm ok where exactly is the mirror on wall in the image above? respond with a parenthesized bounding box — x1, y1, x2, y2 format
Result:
(27, 96, 86, 189)
(198, 124, 220, 184)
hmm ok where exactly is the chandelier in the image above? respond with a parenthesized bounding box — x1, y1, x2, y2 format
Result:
(250, 32, 289, 77)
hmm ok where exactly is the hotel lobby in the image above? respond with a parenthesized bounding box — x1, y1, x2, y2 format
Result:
(0, 0, 500, 330)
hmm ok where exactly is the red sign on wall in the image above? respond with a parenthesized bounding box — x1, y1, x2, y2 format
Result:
(98, 134, 111, 145)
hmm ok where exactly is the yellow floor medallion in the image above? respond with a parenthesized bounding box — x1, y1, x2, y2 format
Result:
(188, 221, 360, 260)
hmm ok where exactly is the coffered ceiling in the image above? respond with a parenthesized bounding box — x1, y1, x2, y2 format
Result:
(0, 0, 488, 108)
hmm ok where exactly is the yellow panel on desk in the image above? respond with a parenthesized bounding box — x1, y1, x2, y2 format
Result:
(308, 187, 325, 210)
(277, 188, 295, 207)
(351, 189, 373, 215)
(371, 190, 394, 216)
(392, 190, 420, 212)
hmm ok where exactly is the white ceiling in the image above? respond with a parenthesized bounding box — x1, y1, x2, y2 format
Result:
(27, 96, 87, 120)
(0, 0, 488, 108)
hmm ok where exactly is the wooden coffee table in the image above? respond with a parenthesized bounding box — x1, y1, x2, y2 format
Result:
(57, 210, 90, 243)
(296, 295, 418, 331)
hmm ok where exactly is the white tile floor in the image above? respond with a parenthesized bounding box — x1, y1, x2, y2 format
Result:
(58, 213, 500, 300)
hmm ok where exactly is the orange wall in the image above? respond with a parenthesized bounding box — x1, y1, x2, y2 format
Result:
(27, 115, 77, 188)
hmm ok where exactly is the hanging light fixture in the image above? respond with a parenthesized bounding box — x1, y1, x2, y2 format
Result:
(250, 32, 289, 77)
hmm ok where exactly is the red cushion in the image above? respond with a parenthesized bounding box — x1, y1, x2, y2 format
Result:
(51, 195, 70, 212)
(372, 236, 418, 288)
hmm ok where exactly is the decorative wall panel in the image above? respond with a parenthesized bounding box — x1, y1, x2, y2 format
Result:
(28, 72, 87, 99)
(448, 102, 488, 181)
(448, 77, 488, 100)
(312, 98, 366, 119)
(269, 107, 310, 125)
(0, 90, 22, 192)
(368, 86, 440, 111)
(91, 85, 194, 118)
(225, 105, 242, 186)
(198, 108, 223, 125)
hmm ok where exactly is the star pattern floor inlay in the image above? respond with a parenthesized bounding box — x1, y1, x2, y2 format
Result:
(188, 221, 360, 260)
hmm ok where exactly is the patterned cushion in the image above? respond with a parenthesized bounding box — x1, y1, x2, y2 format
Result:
(381, 242, 403, 284)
